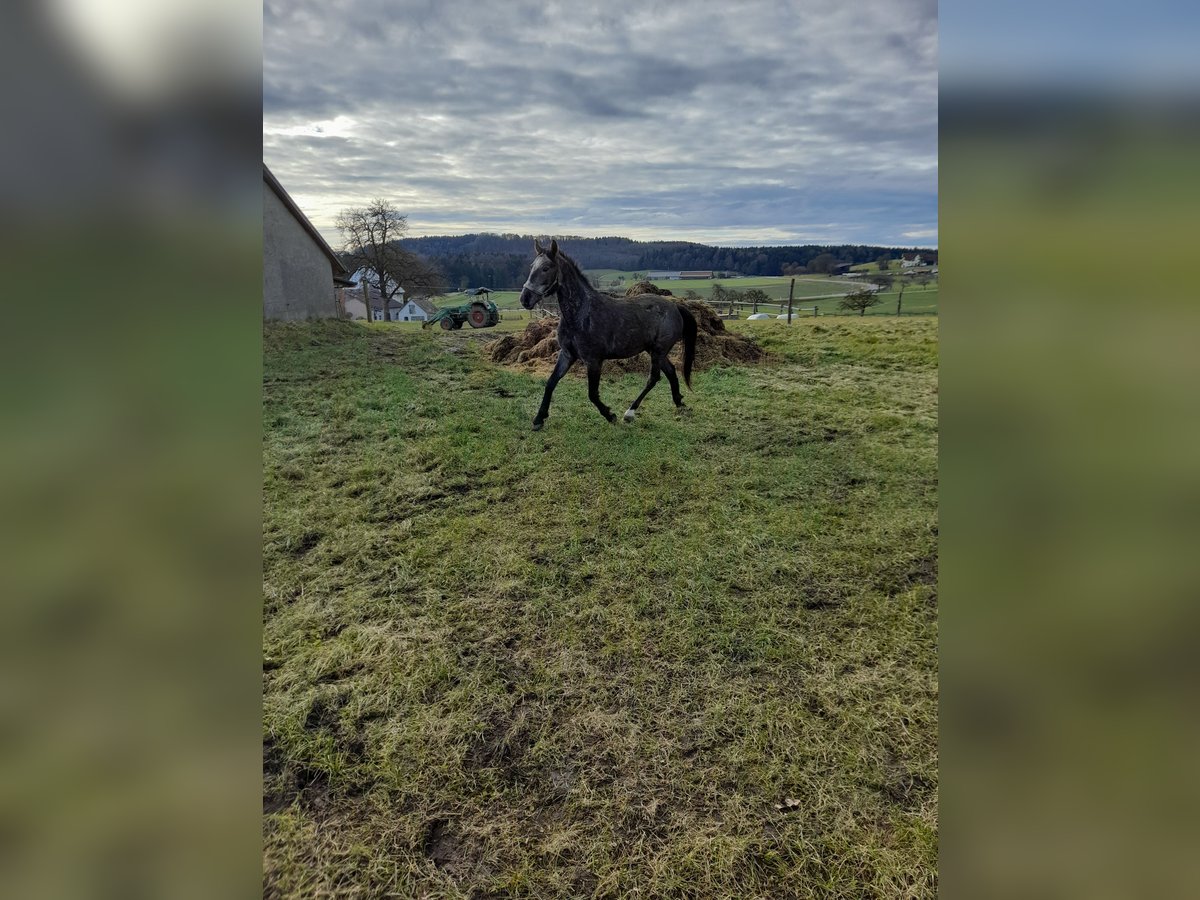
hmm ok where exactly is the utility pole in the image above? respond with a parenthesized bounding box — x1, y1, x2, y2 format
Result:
(786, 278, 795, 324)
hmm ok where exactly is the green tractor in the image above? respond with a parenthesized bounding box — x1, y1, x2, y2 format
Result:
(423, 288, 501, 331)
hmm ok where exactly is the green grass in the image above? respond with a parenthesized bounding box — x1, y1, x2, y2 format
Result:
(263, 317, 938, 898)
(582, 273, 862, 302)
(434, 279, 938, 317)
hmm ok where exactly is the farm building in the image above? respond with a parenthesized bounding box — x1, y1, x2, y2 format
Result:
(646, 271, 682, 280)
(680, 271, 715, 279)
(263, 164, 351, 320)
(394, 296, 439, 322)
(340, 283, 438, 322)
(901, 253, 937, 269)
(340, 283, 397, 320)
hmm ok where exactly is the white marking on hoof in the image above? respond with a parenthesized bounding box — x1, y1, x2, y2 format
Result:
(624, 408, 636, 422)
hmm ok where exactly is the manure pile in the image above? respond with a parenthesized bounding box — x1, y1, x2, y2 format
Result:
(485, 286, 763, 377)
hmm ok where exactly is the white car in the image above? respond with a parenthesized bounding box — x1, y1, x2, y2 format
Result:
(746, 313, 773, 320)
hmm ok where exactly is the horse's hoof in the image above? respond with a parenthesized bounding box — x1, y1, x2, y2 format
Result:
(531, 420, 544, 431)
(623, 409, 636, 423)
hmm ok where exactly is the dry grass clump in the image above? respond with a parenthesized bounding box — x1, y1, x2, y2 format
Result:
(623, 280, 674, 296)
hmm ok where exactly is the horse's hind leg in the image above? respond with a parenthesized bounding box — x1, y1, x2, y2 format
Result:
(660, 357, 688, 411)
(624, 354, 663, 422)
(586, 363, 617, 423)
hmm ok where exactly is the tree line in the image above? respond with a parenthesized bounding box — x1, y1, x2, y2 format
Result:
(401, 234, 936, 290)
(335, 201, 937, 297)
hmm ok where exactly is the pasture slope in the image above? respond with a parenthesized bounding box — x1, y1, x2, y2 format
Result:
(455, 273, 939, 317)
(263, 316, 939, 898)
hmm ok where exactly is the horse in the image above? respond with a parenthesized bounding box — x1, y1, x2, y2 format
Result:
(518, 239, 697, 431)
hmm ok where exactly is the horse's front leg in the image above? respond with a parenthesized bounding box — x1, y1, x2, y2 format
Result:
(586, 363, 617, 424)
(533, 346, 575, 430)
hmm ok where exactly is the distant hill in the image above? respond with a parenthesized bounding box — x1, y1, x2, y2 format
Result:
(399, 233, 936, 291)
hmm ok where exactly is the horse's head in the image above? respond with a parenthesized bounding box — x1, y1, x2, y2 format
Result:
(519, 238, 560, 309)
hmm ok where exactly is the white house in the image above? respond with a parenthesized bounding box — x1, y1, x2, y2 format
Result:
(368, 295, 406, 322)
(340, 282, 440, 322)
(394, 296, 439, 322)
(340, 283, 401, 321)
(901, 254, 924, 268)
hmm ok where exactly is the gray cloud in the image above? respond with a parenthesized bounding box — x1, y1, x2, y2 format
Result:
(265, 0, 937, 247)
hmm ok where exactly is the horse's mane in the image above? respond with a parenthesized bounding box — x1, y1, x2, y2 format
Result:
(553, 250, 594, 292)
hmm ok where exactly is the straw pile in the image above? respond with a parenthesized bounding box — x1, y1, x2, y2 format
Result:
(485, 286, 763, 377)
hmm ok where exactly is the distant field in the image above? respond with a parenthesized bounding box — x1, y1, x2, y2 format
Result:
(431, 274, 937, 315)
(851, 261, 905, 273)
(583, 271, 854, 300)
(428, 284, 938, 319)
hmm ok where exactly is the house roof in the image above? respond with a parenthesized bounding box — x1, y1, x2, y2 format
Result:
(263, 164, 349, 277)
(352, 285, 403, 311)
(360, 290, 439, 314)
(409, 296, 440, 315)
(463, 287, 493, 296)
(349, 268, 403, 292)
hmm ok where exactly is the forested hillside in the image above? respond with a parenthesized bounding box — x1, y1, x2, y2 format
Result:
(399, 234, 936, 290)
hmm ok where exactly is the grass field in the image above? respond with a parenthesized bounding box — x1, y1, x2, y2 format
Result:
(435, 280, 938, 317)
(263, 317, 939, 897)
(582, 273, 865, 304)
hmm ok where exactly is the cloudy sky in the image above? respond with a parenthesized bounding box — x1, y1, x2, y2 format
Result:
(264, 0, 937, 248)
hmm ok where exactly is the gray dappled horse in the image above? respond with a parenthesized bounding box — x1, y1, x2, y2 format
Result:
(519, 239, 698, 431)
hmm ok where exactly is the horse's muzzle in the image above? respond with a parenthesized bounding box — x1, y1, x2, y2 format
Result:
(519, 288, 538, 310)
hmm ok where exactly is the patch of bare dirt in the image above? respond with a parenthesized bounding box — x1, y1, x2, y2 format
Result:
(485, 292, 764, 377)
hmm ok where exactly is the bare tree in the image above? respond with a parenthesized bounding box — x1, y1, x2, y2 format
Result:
(808, 252, 836, 275)
(711, 283, 727, 313)
(869, 273, 906, 316)
(873, 273, 913, 316)
(743, 288, 771, 313)
(838, 289, 883, 317)
(336, 199, 445, 304)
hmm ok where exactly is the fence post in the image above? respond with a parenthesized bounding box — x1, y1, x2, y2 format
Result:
(787, 278, 795, 324)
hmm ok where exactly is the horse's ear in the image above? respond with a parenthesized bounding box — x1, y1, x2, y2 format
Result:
(548, 239, 558, 259)
(534, 239, 544, 255)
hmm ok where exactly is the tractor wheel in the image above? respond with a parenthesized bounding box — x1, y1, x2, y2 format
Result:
(440, 317, 454, 331)
(468, 304, 488, 328)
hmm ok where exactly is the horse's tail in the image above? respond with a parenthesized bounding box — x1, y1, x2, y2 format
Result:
(677, 304, 697, 389)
